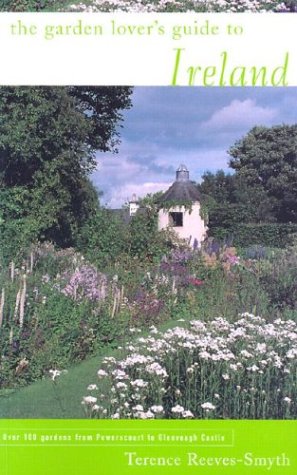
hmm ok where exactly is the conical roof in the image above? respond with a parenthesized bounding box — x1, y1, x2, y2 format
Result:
(158, 165, 201, 204)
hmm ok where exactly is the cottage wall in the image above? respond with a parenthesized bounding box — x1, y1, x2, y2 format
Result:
(129, 202, 139, 216)
(158, 202, 207, 248)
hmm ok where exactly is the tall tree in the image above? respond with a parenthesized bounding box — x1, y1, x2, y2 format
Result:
(228, 125, 297, 222)
(0, 86, 132, 253)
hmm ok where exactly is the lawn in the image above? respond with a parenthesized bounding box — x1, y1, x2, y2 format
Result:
(0, 351, 105, 418)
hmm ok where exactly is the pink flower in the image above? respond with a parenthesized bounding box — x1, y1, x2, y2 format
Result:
(188, 277, 204, 287)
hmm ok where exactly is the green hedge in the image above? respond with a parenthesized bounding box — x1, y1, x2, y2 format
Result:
(210, 223, 297, 248)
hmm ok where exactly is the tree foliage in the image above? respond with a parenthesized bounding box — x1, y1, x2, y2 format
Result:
(198, 125, 297, 243)
(229, 125, 297, 222)
(76, 208, 128, 269)
(0, 86, 132, 257)
(0, 0, 61, 11)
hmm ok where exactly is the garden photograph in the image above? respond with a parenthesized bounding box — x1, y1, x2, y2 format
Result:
(0, 0, 297, 12)
(0, 86, 296, 420)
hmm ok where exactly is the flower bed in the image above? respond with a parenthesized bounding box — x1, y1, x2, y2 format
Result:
(84, 313, 297, 419)
(69, 0, 294, 13)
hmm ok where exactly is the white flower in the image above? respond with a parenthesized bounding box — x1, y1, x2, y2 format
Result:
(112, 369, 129, 380)
(85, 312, 297, 421)
(82, 396, 97, 405)
(171, 405, 184, 414)
(182, 410, 194, 418)
(97, 369, 108, 378)
(49, 369, 61, 381)
(102, 357, 116, 364)
(133, 404, 144, 412)
(145, 363, 167, 378)
(150, 405, 164, 414)
(144, 410, 155, 419)
(134, 410, 154, 419)
(131, 379, 148, 388)
(201, 402, 216, 411)
(49, 369, 67, 381)
(255, 343, 267, 354)
(116, 382, 128, 390)
(273, 357, 283, 368)
(283, 397, 291, 404)
(286, 348, 297, 359)
(247, 365, 259, 372)
(229, 364, 238, 371)
(87, 384, 98, 391)
(240, 350, 253, 358)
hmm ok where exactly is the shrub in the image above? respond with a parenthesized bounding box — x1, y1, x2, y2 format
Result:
(77, 209, 127, 270)
(210, 223, 297, 248)
(259, 248, 297, 310)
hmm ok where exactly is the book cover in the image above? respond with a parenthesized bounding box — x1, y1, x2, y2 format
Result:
(0, 2, 296, 474)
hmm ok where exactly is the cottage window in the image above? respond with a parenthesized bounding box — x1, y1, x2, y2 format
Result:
(169, 212, 183, 227)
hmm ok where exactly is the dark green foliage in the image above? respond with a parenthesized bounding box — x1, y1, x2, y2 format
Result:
(210, 223, 297, 248)
(128, 208, 170, 261)
(124, 192, 174, 262)
(259, 247, 297, 310)
(199, 125, 297, 247)
(229, 125, 297, 223)
(0, 86, 132, 259)
(72, 191, 172, 271)
(0, 0, 39, 10)
(77, 208, 128, 269)
(198, 170, 236, 204)
(68, 87, 133, 153)
(0, 0, 66, 10)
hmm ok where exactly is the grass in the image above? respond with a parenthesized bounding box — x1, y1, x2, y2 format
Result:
(0, 319, 179, 418)
(0, 352, 104, 418)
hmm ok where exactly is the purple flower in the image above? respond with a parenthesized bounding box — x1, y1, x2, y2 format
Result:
(61, 265, 108, 302)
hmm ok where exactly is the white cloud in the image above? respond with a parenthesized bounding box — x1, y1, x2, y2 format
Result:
(91, 89, 296, 208)
(106, 182, 171, 209)
(200, 99, 277, 132)
(94, 146, 230, 208)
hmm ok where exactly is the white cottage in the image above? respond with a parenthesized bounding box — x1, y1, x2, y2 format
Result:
(158, 165, 207, 248)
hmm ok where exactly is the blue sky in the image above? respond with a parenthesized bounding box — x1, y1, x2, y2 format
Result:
(92, 87, 297, 208)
